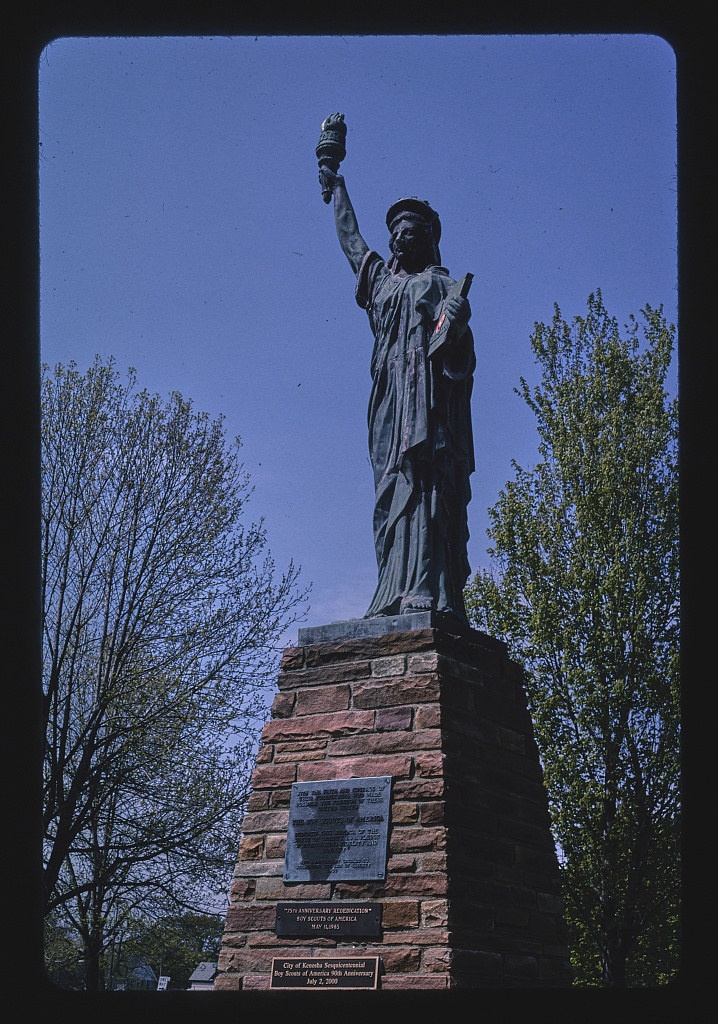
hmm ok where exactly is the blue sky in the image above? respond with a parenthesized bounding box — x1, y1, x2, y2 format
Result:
(38, 34, 677, 644)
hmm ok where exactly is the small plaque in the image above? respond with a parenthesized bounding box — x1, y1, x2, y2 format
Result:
(284, 776, 392, 882)
(275, 901, 381, 937)
(270, 956, 380, 990)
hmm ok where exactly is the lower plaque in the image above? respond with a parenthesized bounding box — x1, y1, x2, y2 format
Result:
(270, 956, 380, 990)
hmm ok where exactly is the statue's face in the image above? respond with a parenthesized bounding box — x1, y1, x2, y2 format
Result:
(390, 218, 434, 272)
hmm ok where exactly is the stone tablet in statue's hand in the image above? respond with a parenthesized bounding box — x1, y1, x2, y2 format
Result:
(443, 294, 471, 341)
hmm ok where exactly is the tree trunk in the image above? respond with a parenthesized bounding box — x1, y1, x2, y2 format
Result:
(83, 935, 105, 992)
(602, 935, 628, 987)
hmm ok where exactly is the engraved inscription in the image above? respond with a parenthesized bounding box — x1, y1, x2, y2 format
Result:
(275, 901, 381, 937)
(270, 957, 380, 989)
(283, 777, 392, 882)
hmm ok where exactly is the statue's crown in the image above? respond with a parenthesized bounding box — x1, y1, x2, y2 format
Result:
(386, 197, 441, 243)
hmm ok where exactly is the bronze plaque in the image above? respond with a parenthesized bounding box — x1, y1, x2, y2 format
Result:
(275, 901, 381, 937)
(284, 776, 392, 882)
(270, 956, 380, 990)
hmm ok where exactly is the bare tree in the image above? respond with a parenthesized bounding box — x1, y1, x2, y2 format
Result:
(42, 357, 306, 989)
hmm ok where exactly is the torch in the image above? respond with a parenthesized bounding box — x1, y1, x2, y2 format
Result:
(316, 113, 347, 203)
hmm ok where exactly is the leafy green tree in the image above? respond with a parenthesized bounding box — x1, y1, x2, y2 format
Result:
(44, 911, 86, 990)
(465, 291, 679, 986)
(42, 357, 307, 990)
(117, 911, 223, 989)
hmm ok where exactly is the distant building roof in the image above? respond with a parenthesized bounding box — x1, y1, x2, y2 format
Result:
(188, 962, 218, 984)
(127, 955, 158, 984)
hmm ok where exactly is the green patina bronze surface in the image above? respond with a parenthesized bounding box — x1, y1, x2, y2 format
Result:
(318, 115, 475, 625)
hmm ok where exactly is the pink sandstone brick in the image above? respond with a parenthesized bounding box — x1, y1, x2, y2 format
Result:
(216, 629, 570, 992)
(272, 738, 327, 752)
(238, 834, 263, 860)
(390, 801, 419, 824)
(353, 675, 441, 708)
(229, 878, 256, 899)
(498, 724, 527, 753)
(265, 833, 286, 858)
(242, 974, 271, 989)
(387, 854, 417, 872)
(381, 874, 449, 897)
(414, 750, 445, 777)
(217, 948, 239, 971)
(218, 932, 247, 949)
(416, 852, 448, 873)
(414, 703, 441, 728)
(422, 947, 454, 971)
(218, 949, 275, 974)
(246, 791, 270, 811)
(255, 877, 330, 900)
(224, 905, 276, 931)
(381, 900, 420, 928)
(278, 661, 372, 689)
(407, 651, 440, 673)
(419, 801, 445, 824)
(393, 778, 445, 799)
(357, 944, 421, 972)
(422, 899, 449, 927)
(272, 738, 327, 762)
(262, 709, 375, 742)
(382, 928, 450, 946)
(295, 683, 351, 715)
(255, 742, 273, 763)
(381, 974, 450, 989)
(212, 973, 241, 991)
(437, 656, 486, 686)
(250, 762, 297, 789)
(297, 753, 411, 781)
(274, 747, 326, 763)
(238, 809, 289, 834)
(246, 931, 335, 948)
(371, 655, 406, 677)
(270, 692, 295, 718)
(329, 727, 442, 758)
(390, 825, 446, 852)
(233, 863, 284, 881)
(375, 706, 413, 731)
(280, 647, 304, 670)
(265, 788, 292, 807)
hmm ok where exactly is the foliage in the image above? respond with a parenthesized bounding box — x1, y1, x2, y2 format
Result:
(44, 911, 86, 990)
(465, 291, 679, 987)
(113, 911, 223, 990)
(41, 357, 307, 989)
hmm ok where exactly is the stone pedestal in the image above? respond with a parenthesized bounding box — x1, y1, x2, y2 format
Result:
(216, 619, 572, 990)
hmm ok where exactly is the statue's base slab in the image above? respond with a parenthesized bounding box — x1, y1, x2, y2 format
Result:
(217, 622, 572, 990)
(297, 610, 491, 645)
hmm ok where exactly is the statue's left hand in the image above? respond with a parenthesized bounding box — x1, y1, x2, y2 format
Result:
(444, 295, 471, 340)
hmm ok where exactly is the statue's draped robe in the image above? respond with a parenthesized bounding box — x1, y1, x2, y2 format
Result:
(356, 251, 475, 622)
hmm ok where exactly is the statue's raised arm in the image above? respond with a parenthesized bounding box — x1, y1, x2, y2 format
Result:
(317, 114, 369, 274)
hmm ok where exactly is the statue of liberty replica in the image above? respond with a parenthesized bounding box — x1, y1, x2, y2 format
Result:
(317, 113, 476, 628)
